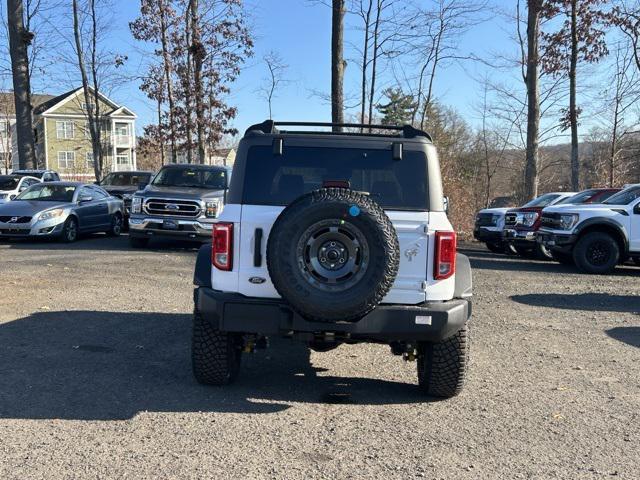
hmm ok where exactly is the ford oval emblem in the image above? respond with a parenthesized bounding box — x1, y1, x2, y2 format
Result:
(249, 276, 266, 284)
(165, 204, 180, 210)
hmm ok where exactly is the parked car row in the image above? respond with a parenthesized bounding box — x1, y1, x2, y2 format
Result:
(475, 185, 640, 274)
(0, 164, 230, 244)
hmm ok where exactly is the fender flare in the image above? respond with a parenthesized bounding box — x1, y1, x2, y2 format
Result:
(574, 217, 629, 253)
(193, 243, 212, 288)
(454, 253, 472, 299)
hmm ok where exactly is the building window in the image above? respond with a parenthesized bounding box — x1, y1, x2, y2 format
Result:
(116, 152, 130, 165)
(82, 102, 95, 113)
(57, 151, 75, 170)
(0, 120, 9, 134)
(56, 121, 74, 139)
(115, 123, 129, 136)
(86, 151, 94, 169)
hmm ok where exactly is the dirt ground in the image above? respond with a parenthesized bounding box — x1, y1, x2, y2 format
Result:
(0, 235, 638, 479)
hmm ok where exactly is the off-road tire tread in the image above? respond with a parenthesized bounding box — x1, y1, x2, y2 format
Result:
(418, 325, 469, 398)
(267, 187, 400, 322)
(191, 310, 241, 385)
(573, 231, 619, 274)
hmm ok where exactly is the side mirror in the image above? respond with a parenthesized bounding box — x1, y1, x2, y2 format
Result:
(138, 182, 148, 190)
(93, 181, 100, 185)
(443, 196, 450, 215)
(79, 195, 93, 203)
(634, 202, 640, 215)
(19, 186, 27, 192)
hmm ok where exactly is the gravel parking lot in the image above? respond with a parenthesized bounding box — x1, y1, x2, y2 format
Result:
(0, 235, 638, 479)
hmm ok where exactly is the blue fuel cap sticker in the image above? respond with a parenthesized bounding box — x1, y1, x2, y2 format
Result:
(348, 205, 360, 217)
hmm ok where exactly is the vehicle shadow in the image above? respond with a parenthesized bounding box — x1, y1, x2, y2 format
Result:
(606, 327, 640, 348)
(459, 247, 639, 276)
(510, 293, 640, 314)
(0, 310, 427, 421)
(1, 234, 203, 253)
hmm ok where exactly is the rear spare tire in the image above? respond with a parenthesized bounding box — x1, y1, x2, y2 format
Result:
(267, 188, 399, 322)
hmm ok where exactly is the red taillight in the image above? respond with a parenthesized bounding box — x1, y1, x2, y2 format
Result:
(212, 223, 233, 271)
(434, 231, 456, 280)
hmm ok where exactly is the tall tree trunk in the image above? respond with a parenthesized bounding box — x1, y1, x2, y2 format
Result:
(184, 6, 193, 164)
(89, 0, 103, 176)
(360, 0, 372, 129)
(189, 0, 206, 164)
(158, 0, 177, 163)
(524, 0, 541, 201)
(569, 0, 579, 190)
(72, 0, 103, 181)
(7, 0, 36, 169)
(368, 0, 382, 130)
(609, 104, 619, 188)
(331, 0, 345, 132)
(157, 96, 165, 165)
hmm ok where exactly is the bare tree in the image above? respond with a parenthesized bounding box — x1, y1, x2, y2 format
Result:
(524, 0, 544, 200)
(332, 0, 346, 130)
(130, 0, 180, 163)
(258, 51, 288, 119)
(7, 0, 36, 169)
(541, 0, 611, 190)
(72, 0, 106, 181)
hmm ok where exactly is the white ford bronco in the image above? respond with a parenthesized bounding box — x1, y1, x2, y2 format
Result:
(192, 121, 473, 398)
(538, 184, 640, 273)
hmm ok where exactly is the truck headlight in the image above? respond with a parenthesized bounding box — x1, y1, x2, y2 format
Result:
(490, 215, 499, 226)
(205, 199, 221, 218)
(38, 208, 64, 221)
(131, 196, 142, 213)
(559, 213, 579, 230)
(522, 212, 539, 227)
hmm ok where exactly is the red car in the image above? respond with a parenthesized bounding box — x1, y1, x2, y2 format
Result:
(503, 188, 621, 259)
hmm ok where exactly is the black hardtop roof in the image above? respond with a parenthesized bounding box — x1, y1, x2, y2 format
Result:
(244, 120, 433, 142)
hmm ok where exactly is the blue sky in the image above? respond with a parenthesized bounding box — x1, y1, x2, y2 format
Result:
(100, 0, 514, 137)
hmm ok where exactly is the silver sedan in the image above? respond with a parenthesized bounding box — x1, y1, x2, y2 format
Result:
(0, 182, 124, 242)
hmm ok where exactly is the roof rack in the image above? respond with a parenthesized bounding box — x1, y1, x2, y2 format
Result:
(245, 120, 432, 141)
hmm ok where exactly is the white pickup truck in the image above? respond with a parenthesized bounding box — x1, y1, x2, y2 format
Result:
(538, 184, 640, 273)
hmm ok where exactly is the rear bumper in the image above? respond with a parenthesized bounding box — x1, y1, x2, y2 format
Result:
(194, 287, 471, 343)
(129, 215, 213, 242)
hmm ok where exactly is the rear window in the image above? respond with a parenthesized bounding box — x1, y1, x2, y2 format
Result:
(241, 146, 428, 210)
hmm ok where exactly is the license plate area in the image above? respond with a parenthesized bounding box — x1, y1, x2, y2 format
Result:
(162, 220, 179, 230)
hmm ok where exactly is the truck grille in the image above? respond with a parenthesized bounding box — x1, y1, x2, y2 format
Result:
(0, 216, 32, 223)
(143, 198, 201, 218)
(476, 213, 496, 227)
(504, 212, 518, 227)
(540, 213, 561, 229)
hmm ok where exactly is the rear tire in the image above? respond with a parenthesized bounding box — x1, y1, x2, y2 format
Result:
(417, 325, 469, 398)
(129, 236, 149, 248)
(192, 310, 242, 385)
(60, 217, 78, 243)
(573, 231, 620, 274)
(485, 242, 505, 254)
